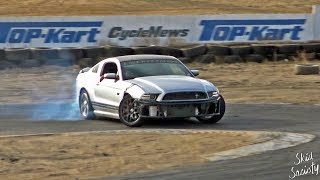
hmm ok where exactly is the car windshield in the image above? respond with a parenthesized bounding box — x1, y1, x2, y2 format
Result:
(121, 59, 192, 80)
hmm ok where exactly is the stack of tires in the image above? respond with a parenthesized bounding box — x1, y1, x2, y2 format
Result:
(1, 42, 320, 71)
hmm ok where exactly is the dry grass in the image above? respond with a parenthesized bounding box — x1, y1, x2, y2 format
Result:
(0, 0, 318, 16)
(189, 61, 320, 104)
(0, 131, 264, 179)
(0, 61, 319, 105)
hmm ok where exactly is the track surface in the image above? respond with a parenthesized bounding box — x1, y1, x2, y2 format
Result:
(0, 103, 319, 179)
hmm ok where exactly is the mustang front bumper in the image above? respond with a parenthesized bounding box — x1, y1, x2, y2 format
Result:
(137, 97, 221, 118)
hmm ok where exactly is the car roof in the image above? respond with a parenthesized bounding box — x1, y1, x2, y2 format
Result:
(114, 55, 178, 62)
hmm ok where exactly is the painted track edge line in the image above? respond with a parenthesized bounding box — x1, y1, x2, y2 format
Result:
(206, 132, 315, 162)
(0, 129, 280, 138)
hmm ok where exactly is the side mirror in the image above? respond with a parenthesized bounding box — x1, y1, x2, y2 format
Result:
(190, 70, 199, 76)
(103, 73, 117, 79)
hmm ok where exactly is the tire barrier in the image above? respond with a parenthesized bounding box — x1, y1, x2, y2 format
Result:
(158, 46, 183, 57)
(58, 47, 83, 62)
(216, 55, 243, 64)
(133, 46, 161, 55)
(272, 54, 288, 61)
(223, 55, 243, 63)
(19, 59, 41, 68)
(276, 44, 301, 55)
(245, 54, 265, 63)
(301, 43, 320, 53)
(251, 44, 275, 56)
(105, 46, 134, 57)
(4, 48, 31, 65)
(82, 46, 105, 58)
(229, 46, 252, 57)
(198, 54, 216, 64)
(0, 61, 16, 70)
(294, 64, 320, 75)
(57, 48, 76, 66)
(0, 49, 6, 61)
(78, 58, 94, 68)
(206, 45, 230, 56)
(181, 44, 207, 58)
(1, 42, 320, 71)
(178, 57, 193, 64)
(31, 48, 59, 65)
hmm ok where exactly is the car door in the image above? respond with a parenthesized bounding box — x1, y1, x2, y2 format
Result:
(94, 61, 124, 108)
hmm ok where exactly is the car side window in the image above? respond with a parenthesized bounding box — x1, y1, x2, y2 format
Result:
(101, 62, 118, 76)
(92, 65, 99, 73)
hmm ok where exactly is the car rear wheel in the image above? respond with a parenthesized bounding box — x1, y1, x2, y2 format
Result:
(197, 95, 225, 124)
(119, 95, 144, 127)
(79, 90, 95, 120)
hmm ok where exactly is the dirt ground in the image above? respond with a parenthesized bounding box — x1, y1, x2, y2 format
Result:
(0, 131, 271, 179)
(0, 61, 319, 105)
(189, 61, 320, 105)
(0, 0, 318, 16)
(0, 1, 319, 179)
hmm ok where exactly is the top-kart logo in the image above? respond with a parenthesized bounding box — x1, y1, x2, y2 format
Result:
(0, 21, 103, 44)
(199, 19, 306, 41)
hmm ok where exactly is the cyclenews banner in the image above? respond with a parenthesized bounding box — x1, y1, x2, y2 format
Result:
(0, 13, 317, 48)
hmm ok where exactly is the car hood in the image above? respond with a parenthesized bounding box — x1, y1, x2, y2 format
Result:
(127, 75, 208, 93)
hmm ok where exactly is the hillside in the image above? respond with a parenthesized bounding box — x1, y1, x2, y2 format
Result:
(0, 0, 319, 16)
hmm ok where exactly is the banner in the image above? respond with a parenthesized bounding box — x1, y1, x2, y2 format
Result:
(0, 10, 317, 48)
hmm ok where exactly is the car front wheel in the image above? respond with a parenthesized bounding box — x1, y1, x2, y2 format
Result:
(119, 95, 144, 127)
(197, 95, 225, 124)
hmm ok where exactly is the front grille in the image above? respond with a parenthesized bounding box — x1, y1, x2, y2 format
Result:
(162, 92, 207, 101)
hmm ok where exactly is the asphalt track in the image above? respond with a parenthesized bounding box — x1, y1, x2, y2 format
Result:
(0, 103, 319, 180)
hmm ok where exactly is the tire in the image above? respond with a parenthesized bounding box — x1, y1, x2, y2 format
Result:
(294, 64, 319, 75)
(276, 44, 301, 55)
(198, 54, 216, 64)
(5, 48, 31, 65)
(0, 49, 6, 61)
(301, 43, 320, 53)
(181, 44, 208, 58)
(119, 95, 144, 127)
(44, 58, 73, 67)
(223, 55, 243, 63)
(159, 46, 183, 57)
(206, 45, 230, 56)
(82, 46, 105, 58)
(77, 58, 94, 68)
(230, 46, 252, 57)
(79, 90, 95, 120)
(57, 48, 77, 65)
(31, 48, 59, 64)
(251, 44, 275, 56)
(178, 57, 193, 64)
(19, 59, 41, 68)
(197, 95, 225, 124)
(133, 46, 161, 55)
(0, 61, 16, 70)
(245, 54, 265, 63)
(105, 46, 134, 57)
(272, 54, 288, 61)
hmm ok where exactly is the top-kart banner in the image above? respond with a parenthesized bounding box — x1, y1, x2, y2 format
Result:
(0, 11, 317, 48)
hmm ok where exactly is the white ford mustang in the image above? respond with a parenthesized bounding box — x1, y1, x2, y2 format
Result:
(76, 55, 225, 127)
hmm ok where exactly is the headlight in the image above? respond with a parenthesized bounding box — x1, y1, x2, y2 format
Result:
(207, 91, 219, 98)
(140, 94, 159, 101)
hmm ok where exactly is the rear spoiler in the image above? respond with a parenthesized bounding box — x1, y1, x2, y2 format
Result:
(79, 67, 91, 74)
